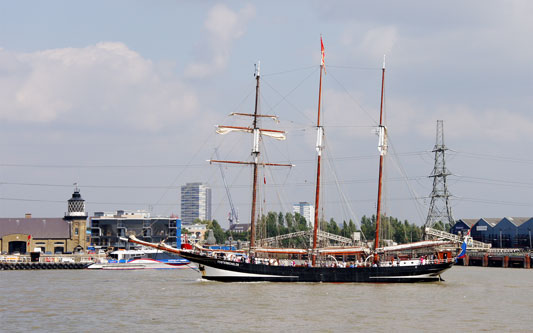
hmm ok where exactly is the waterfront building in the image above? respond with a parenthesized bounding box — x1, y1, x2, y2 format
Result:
(0, 189, 88, 254)
(292, 202, 314, 227)
(450, 219, 477, 236)
(229, 223, 251, 233)
(186, 223, 208, 243)
(89, 210, 180, 249)
(469, 218, 498, 244)
(517, 218, 533, 249)
(451, 217, 533, 249)
(180, 182, 212, 225)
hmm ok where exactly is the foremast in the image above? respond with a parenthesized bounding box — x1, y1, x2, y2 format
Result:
(211, 62, 292, 253)
(312, 37, 326, 266)
(374, 56, 387, 262)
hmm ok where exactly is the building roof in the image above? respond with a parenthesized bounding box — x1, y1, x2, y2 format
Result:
(460, 217, 533, 228)
(479, 218, 501, 227)
(458, 219, 478, 227)
(0, 218, 70, 239)
(505, 217, 531, 227)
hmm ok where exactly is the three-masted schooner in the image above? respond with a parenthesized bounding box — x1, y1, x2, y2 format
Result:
(128, 38, 457, 282)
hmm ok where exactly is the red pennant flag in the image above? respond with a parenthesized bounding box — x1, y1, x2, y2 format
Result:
(264, 176, 266, 184)
(321, 36, 325, 66)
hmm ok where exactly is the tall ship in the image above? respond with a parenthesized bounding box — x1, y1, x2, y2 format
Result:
(129, 38, 460, 282)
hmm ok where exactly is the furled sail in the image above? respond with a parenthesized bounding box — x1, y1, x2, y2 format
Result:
(216, 125, 286, 140)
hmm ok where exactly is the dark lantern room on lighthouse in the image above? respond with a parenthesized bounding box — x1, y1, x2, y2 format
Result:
(64, 185, 88, 251)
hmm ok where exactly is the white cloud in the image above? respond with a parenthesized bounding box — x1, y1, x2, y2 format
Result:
(387, 99, 533, 143)
(0, 42, 199, 131)
(340, 24, 398, 64)
(185, 3, 255, 78)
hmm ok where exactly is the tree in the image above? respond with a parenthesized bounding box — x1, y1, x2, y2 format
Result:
(360, 215, 376, 240)
(327, 218, 340, 235)
(285, 212, 294, 232)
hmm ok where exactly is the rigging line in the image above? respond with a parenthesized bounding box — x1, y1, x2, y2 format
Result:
(323, 143, 363, 238)
(231, 87, 256, 113)
(261, 65, 317, 77)
(0, 197, 179, 206)
(455, 177, 533, 189)
(0, 182, 183, 189)
(322, 136, 353, 222)
(260, 139, 293, 215)
(452, 150, 533, 164)
(151, 133, 214, 209)
(387, 135, 427, 224)
(0, 175, 428, 190)
(453, 196, 533, 207)
(0, 163, 209, 168)
(228, 197, 429, 206)
(0, 151, 429, 169)
(261, 69, 317, 125)
(326, 70, 378, 126)
(323, 125, 377, 128)
(261, 143, 283, 214)
(326, 65, 381, 71)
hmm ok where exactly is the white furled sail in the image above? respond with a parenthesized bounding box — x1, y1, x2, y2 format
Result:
(261, 129, 286, 141)
(377, 125, 387, 156)
(216, 125, 252, 135)
(216, 126, 286, 140)
(316, 126, 324, 155)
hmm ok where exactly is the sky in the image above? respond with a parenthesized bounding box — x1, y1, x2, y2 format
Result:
(1, 1, 533, 229)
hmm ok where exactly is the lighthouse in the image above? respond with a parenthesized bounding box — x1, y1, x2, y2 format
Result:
(64, 186, 88, 251)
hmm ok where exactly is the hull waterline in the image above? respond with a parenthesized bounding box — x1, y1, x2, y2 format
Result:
(178, 251, 453, 283)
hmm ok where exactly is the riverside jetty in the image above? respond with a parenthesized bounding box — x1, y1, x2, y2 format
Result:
(456, 249, 532, 268)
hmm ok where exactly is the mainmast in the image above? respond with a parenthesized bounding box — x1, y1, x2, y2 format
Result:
(210, 62, 292, 253)
(374, 56, 387, 261)
(312, 37, 326, 266)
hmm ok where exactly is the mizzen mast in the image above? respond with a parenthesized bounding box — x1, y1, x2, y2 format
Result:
(211, 62, 292, 251)
(374, 56, 387, 261)
(312, 37, 326, 266)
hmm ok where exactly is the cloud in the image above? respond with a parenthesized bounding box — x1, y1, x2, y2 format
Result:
(386, 99, 533, 143)
(341, 25, 398, 62)
(0, 42, 199, 131)
(185, 3, 255, 78)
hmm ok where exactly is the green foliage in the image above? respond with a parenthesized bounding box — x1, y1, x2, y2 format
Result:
(201, 212, 425, 246)
(225, 230, 249, 242)
(204, 219, 226, 244)
(432, 221, 452, 233)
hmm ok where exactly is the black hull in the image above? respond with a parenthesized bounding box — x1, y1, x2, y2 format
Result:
(178, 251, 453, 283)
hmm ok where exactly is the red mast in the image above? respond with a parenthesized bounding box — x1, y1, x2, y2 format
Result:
(312, 37, 326, 267)
(374, 57, 387, 261)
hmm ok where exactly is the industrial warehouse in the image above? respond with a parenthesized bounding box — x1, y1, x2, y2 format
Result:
(451, 217, 533, 249)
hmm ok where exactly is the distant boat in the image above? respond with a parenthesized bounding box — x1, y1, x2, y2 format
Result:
(128, 39, 458, 282)
(87, 248, 189, 270)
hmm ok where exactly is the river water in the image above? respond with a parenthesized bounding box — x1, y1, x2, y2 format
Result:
(1, 266, 531, 332)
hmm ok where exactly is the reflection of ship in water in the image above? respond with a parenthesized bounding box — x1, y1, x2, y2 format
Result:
(87, 248, 189, 270)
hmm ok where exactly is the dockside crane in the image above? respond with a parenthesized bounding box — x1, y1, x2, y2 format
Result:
(215, 148, 239, 228)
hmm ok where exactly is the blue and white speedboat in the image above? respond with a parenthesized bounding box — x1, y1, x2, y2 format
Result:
(87, 248, 189, 270)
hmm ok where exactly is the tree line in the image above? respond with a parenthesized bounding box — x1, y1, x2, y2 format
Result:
(189, 213, 452, 245)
